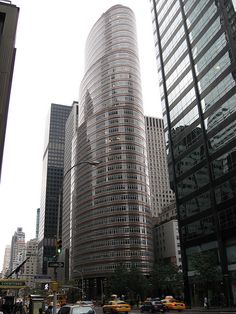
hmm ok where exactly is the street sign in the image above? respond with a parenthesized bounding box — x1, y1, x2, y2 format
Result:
(48, 261, 64, 268)
(0, 279, 26, 289)
(34, 275, 52, 282)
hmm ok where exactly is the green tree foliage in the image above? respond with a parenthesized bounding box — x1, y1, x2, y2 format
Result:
(150, 260, 183, 296)
(110, 264, 129, 297)
(127, 264, 149, 302)
(109, 264, 149, 302)
(189, 251, 222, 289)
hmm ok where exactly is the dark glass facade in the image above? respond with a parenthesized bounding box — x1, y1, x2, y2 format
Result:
(38, 103, 71, 274)
(151, 0, 236, 306)
(71, 5, 153, 291)
(0, 2, 19, 180)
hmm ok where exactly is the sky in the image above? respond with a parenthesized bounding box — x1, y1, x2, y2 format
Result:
(0, 0, 162, 269)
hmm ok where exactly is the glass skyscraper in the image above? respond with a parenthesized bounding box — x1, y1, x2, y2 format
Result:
(151, 0, 236, 306)
(38, 103, 71, 274)
(69, 5, 153, 296)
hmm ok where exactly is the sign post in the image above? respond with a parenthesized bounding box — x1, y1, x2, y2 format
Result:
(48, 262, 64, 268)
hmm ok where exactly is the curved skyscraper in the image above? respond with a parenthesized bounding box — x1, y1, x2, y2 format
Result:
(70, 5, 153, 291)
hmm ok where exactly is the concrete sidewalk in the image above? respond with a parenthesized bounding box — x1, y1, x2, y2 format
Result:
(185, 307, 236, 312)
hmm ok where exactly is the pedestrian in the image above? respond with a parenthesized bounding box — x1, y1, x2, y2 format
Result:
(22, 304, 28, 314)
(45, 306, 53, 314)
(204, 296, 208, 309)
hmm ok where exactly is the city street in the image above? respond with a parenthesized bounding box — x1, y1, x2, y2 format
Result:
(95, 307, 236, 314)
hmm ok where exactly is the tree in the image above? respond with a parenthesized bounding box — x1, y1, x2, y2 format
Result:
(150, 260, 183, 297)
(189, 251, 222, 295)
(110, 264, 129, 297)
(127, 264, 149, 302)
(109, 264, 149, 303)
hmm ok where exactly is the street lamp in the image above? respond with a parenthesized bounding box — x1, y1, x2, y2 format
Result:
(51, 160, 100, 314)
(63, 160, 100, 180)
(73, 270, 85, 300)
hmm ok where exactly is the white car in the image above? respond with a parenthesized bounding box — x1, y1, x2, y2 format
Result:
(58, 305, 95, 314)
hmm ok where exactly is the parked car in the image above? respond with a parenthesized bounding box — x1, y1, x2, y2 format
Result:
(102, 300, 131, 314)
(161, 299, 186, 312)
(58, 304, 96, 314)
(140, 300, 167, 313)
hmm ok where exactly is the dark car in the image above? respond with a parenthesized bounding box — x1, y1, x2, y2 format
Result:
(140, 301, 167, 313)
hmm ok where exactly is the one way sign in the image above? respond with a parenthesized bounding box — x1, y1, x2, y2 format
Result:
(48, 261, 64, 268)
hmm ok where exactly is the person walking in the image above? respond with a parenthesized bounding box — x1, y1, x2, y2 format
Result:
(204, 296, 209, 309)
(45, 306, 53, 314)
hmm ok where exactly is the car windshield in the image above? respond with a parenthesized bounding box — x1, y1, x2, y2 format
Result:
(116, 301, 126, 304)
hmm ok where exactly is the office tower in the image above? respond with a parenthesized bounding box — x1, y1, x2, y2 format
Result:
(36, 208, 40, 239)
(145, 116, 175, 217)
(68, 5, 153, 295)
(9, 227, 25, 274)
(2, 245, 11, 277)
(38, 103, 71, 274)
(153, 219, 181, 267)
(150, 0, 236, 306)
(21, 238, 38, 287)
(0, 1, 19, 179)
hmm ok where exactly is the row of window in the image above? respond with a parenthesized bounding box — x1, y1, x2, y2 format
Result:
(75, 262, 151, 274)
(78, 215, 148, 230)
(79, 250, 151, 262)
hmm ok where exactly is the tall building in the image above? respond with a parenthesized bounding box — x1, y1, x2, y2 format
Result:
(0, 1, 19, 179)
(20, 238, 38, 288)
(145, 116, 175, 217)
(36, 208, 40, 239)
(9, 227, 25, 275)
(145, 116, 179, 267)
(150, 0, 236, 306)
(65, 5, 153, 296)
(38, 103, 71, 274)
(153, 219, 181, 267)
(1, 244, 11, 277)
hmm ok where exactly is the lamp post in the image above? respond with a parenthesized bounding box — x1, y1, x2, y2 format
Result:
(73, 270, 84, 300)
(56, 160, 100, 241)
(52, 160, 100, 314)
(57, 159, 100, 240)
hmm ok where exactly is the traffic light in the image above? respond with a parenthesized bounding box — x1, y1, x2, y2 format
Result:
(56, 239, 62, 254)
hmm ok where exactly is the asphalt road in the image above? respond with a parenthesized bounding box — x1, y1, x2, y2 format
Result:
(95, 306, 236, 314)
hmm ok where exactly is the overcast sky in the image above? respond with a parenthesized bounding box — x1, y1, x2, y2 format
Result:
(0, 0, 162, 269)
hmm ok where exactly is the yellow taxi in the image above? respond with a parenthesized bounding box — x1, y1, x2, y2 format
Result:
(161, 298, 186, 311)
(102, 300, 131, 314)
